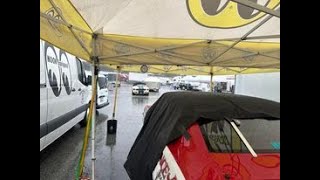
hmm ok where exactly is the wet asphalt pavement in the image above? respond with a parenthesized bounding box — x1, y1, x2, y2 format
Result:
(40, 83, 174, 180)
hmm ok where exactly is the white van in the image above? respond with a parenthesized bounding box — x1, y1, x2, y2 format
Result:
(106, 72, 121, 88)
(96, 73, 109, 108)
(83, 67, 110, 109)
(40, 40, 91, 151)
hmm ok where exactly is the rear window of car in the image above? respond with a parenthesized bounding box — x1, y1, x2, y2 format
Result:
(199, 119, 280, 153)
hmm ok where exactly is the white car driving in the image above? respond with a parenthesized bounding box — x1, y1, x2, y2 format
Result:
(132, 82, 149, 95)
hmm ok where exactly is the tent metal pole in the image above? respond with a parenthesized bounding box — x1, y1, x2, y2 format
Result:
(213, 49, 280, 65)
(101, 35, 279, 53)
(98, 37, 207, 65)
(214, 41, 258, 56)
(100, 57, 147, 65)
(213, 67, 241, 74)
(260, 54, 280, 60)
(99, 54, 205, 66)
(239, 68, 249, 73)
(99, 54, 206, 66)
(40, 12, 92, 35)
(112, 66, 120, 119)
(169, 67, 208, 74)
(157, 51, 207, 65)
(230, 0, 280, 18)
(151, 65, 172, 72)
(212, 46, 280, 61)
(99, 50, 154, 59)
(90, 33, 99, 180)
(210, 73, 213, 92)
(217, 52, 259, 63)
(208, 9, 278, 65)
(99, 49, 206, 65)
(47, 0, 91, 56)
(242, 34, 280, 40)
(100, 34, 279, 49)
(210, 67, 214, 92)
(100, 53, 205, 65)
(233, 74, 237, 94)
(91, 61, 97, 180)
(99, 35, 280, 66)
(99, 36, 279, 66)
(100, 36, 206, 52)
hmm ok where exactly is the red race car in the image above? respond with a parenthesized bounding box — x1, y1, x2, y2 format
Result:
(125, 92, 280, 180)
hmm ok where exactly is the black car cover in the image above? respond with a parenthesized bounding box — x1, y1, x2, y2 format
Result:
(124, 92, 280, 180)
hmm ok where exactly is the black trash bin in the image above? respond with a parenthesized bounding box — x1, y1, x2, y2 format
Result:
(107, 119, 117, 134)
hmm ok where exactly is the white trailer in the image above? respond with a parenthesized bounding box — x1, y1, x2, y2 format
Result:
(234, 72, 280, 102)
(129, 72, 148, 83)
(144, 76, 161, 92)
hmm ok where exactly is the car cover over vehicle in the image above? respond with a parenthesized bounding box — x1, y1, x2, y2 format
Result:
(124, 92, 280, 180)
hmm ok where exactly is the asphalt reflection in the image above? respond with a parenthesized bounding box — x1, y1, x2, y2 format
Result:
(40, 83, 173, 180)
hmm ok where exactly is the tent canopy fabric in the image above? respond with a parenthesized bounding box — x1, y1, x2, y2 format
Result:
(40, 0, 280, 75)
(106, 64, 279, 76)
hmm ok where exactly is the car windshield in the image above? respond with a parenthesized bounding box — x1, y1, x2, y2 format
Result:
(200, 119, 280, 153)
(98, 77, 108, 89)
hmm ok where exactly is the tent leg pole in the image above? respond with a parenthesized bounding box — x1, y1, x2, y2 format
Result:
(210, 66, 214, 93)
(210, 73, 214, 92)
(233, 74, 237, 94)
(91, 61, 98, 180)
(112, 67, 120, 119)
(107, 66, 120, 135)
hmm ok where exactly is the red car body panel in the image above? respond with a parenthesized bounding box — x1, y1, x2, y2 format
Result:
(167, 123, 280, 180)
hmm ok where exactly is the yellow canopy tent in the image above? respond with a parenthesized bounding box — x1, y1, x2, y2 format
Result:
(40, 0, 280, 179)
(40, 0, 279, 72)
(106, 64, 279, 76)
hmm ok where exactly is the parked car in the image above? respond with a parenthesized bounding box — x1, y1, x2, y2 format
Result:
(176, 81, 193, 90)
(84, 69, 110, 110)
(125, 92, 280, 180)
(132, 82, 149, 95)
